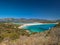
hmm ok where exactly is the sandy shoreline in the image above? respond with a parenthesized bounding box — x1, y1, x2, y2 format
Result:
(18, 23, 58, 29)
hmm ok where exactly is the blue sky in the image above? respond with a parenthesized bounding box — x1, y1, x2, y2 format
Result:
(0, 0, 60, 20)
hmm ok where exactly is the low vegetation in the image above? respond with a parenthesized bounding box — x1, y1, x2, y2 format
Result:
(0, 23, 29, 42)
(56, 22, 60, 27)
(0, 22, 60, 45)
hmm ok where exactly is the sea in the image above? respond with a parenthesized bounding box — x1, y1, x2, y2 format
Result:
(22, 24, 57, 32)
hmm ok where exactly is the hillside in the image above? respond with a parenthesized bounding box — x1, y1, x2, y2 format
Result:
(0, 23, 60, 45)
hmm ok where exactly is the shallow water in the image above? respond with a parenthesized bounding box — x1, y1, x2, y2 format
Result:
(23, 24, 56, 32)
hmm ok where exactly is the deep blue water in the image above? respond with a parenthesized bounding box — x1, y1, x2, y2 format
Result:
(23, 24, 57, 32)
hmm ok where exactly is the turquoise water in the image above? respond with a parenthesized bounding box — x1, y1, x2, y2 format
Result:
(23, 24, 57, 32)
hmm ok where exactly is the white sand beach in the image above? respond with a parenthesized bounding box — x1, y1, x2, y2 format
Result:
(18, 22, 58, 29)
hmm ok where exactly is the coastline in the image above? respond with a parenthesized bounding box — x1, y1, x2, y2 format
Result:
(18, 22, 58, 29)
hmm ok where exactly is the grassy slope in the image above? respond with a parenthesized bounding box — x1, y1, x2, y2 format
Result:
(0, 23, 60, 45)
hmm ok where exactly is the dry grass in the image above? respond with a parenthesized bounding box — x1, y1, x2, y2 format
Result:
(0, 27, 60, 45)
(0, 23, 60, 45)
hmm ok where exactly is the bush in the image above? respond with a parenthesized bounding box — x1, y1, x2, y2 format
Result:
(0, 23, 30, 42)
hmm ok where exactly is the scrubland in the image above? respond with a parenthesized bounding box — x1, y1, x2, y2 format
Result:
(0, 23, 60, 45)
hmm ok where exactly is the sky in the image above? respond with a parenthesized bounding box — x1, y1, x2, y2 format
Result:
(0, 0, 60, 20)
